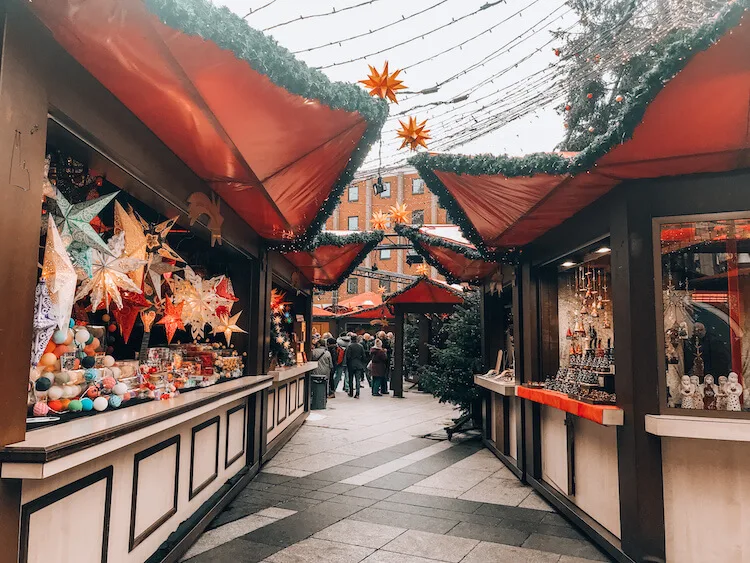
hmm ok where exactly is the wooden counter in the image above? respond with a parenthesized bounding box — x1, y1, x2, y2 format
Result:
(474, 375, 517, 396)
(516, 386, 624, 426)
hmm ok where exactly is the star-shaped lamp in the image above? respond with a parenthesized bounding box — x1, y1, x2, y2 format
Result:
(53, 190, 119, 254)
(389, 203, 409, 224)
(396, 116, 430, 151)
(31, 280, 57, 366)
(114, 201, 147, 288)
(370, 210, 391, 231)
(416, 263, 431, 277)
(157, 297, 185, 344)
(41, 216, 78, 331)
(139, 214, 184, 263)
(359, 61, 407, 103)
(112, 291, 151, 344)
(214, 311, 247, 345)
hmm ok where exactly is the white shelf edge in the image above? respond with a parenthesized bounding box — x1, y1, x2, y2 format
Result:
(645, 414, 750, 442)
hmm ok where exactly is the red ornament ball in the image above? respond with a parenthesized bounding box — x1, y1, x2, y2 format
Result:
(564, 104, 571, 111)
(586, 93, 593, 99)
(108, 324, 117, 333)
(48, 400, 64, 412)
(615, 95, 624, 103)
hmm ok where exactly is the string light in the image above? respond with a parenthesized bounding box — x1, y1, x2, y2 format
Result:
(264, 0, 385, 31)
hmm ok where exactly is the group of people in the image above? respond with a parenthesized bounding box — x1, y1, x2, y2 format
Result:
(310, 331, 395, 399)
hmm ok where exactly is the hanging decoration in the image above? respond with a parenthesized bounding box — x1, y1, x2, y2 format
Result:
(30, 280, 57, 367)
(370, 210, 390, 231)
(41, 215, 78, 331)
(42, 155, 57, 200)
(52, 190, 119, 255)
(140, 215, 184, 263)
(416, 263, 431, 277)
(146, 258, 180, 301)
(214, 310, 246, 346)
(171, 267, 225, 340)
(396, 116, 430, 151)
(112, 291, 151, 344)
(114, 202, 148, 288)
(215, 276, 239, 303)
(157, 297, 185, 344)
(74, 232, 147, 312)
(389, 202, 410, 224)
(359, 61, 407, 103)
(187, 192, 224, 247)
(270, 288, 295, 367)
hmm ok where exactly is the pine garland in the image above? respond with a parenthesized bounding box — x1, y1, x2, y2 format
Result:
(144, 0, 388, 248)
(410, 0, 749, 251)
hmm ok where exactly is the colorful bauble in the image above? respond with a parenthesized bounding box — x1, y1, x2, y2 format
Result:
(85, 386, 99, 399)
(108, 324, 117, 333)
(93, 397, 108, 412)
(35, 377, 52, 392)
(54, 345, 69, 357)
(80, 398, 94, 411)
(81, 356, 96, 369)
(68, 399, 83, 412)
(102, 314, 111, 322)
(62, 385, 76, 399)
(40, 353, 57, 367)
(85, 334, 95, 345)
(74, 329, 90, 345)
(52, 330, 68, 344)
(84, 368, 98, 382)
(60, 399, 70, 410)
(108, 395, 122, 408)
(64, 329, 74, 345)
(110, 366, 121, 379)
(32, 402, 49, 416)
(48, 386, 63, 400)
(112, 382, 128, 396)
(44, 340, 56, 354)
(103, 355, 116, 367)
(102, 377, 116, 390)
(54, 371, 70, 385)
(48, 400, 63, 412)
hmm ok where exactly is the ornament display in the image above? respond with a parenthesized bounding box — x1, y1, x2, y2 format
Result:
(359, 61, 407, 103)
(396, 116, 430, 151)
(52, 190, 119, 255)
(41, 216, 78, 331)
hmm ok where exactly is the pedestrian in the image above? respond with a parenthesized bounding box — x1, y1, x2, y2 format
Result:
(362, 333, 374, 388)
(378, 331, 392, 394)
(326, 337, 341, 398)
(310, 337, 332, 396)
(337, 332, 351, 393)
(370, 338, 389, 396)
(344, 334, 367, 398)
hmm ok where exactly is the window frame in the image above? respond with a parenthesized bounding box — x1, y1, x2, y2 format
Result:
(380, 248, 391, 260)
(412, 209, 425, 226)
(412, 178, 425, 195)
(348, 184, 359, 202)
(380, 181, 391, 198)
(347, 278, 358, 294)
(347, 216, 359, 231)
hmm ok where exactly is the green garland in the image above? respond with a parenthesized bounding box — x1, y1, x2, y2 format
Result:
(144, 0, 388, 248)
(271, 231, 384, 290)
(410, 0, 748, 251)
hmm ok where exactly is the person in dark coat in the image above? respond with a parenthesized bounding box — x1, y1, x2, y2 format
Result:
(326, 337, 340, 398)
(344, 335, 367, 398)
(370, 338, 389, 396)
(377, 331, 391, 393)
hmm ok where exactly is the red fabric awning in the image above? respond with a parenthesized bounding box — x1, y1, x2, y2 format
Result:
(413, 7, 750, 251)
(337, 303, 394, 320)
(386, 277, 464, 306)
(312, 306, 335, 318)
(27, 0, 385, 245)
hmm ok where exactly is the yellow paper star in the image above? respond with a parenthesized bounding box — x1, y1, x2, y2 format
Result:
(389, 202, 409, 224)
(214, 310, 247, 345)
(396, 116, 430, 151)
(416, 264, 431, 277)
(41, 216, 77, 330)
(114, 201, 147, 289)
(370, 210, 391, 231)
(359, 61, 407, 104)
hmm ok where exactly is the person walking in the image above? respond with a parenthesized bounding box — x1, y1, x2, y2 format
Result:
(370, 338, 389, 396)
(310, 337, 332, 399)
(344, 334, 367, 398)
(325, 337, 340, 398)
(377, 331, 392, 394)
(337, 332, 351, 393)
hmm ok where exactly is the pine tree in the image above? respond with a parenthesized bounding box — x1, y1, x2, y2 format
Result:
(420, 291, 483, 412)
(270, 312, 295, 367)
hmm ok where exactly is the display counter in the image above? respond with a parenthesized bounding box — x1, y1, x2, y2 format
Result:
(0, 376, 271, 563)
(474, 375, 520, 476)
(517, 387, 623, 426)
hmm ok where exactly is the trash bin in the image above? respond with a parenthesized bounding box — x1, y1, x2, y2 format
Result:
(310, 376, 328, 410)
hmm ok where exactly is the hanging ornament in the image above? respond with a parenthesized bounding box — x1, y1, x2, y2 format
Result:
(586, 93, 593, 99)
(140, 309, 157, 333)
(389, 202, 409, 224)
(31, 280, 57, 367)
(270, 288, 291, 314)
(139, 214, 184, 263)
(370, 210, 391, 231)
(588, 126, 595, 133)
(41, 216, 77, 331)
(42, 155, 57, 200)
(615, 95, 624, 103)
(396, 116, 430, 151)
(157, 297, 185, 344)
(358, 61, 407, 103)
(553, 48, 561, 56)
(74, 232, 147, 312)
(113, 201, 148, 288)
(416, 264, 430, 277)
(112, 291, 151, 344)
(172, 267, 224, 339)
(52, 190, 119, 255)
(187, 192, 224, 247)
(564, 104, 571, 111)
(214, 311, 247, 346)
(146, 258, 180, 301)
(215, 276, 239, 303)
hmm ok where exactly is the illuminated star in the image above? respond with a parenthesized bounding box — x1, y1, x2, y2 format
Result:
(157, 297, 185, 344)
(389, 202, 409, 224)
(396, 116, 430, 151)
(214, 311, 247, 346)
(370, 210, 391, 231)
(53, 190, 119, 255)
(41, 215, 78, 330)
(114, 201, 148, 288)
(359, 61, 407, 103)
(416, 263, 431, 277)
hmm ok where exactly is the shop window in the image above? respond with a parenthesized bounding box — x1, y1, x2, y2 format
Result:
(348, 185, 359, 202)
(347, 278, 359, 294)
(412, 210, 424, 226)
(659, 216, 750, 413)
(380, 248, 391, 260)
(380, 182, 391, 198)
(347, 216, 359, 231)
(412, 178, 425, 194)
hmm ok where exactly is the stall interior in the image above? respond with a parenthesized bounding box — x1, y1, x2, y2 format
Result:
(270, 282, 307, 368)
(660, 215, 750, 413)
(29, 130, 254, 428)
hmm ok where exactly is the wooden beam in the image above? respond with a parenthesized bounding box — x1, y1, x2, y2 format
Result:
(393, 308, 405, 398)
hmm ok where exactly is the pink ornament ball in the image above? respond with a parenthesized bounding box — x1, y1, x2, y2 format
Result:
(32, 402, 49, 416)
(102, 377, 116, 390)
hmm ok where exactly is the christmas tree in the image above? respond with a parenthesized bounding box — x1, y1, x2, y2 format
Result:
(269, 289, 295, 367)
(420, 291, 483, 412)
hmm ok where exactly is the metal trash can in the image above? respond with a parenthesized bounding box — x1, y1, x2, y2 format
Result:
(310, 376, 328, 410)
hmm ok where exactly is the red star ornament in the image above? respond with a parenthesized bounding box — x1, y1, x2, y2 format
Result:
(157, 297, 185, 344)
(113, 291, 151, 344)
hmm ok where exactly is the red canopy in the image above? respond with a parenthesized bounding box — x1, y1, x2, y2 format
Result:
(27, 0, 386, 245)
(337, 303, 394, 320)
(281, 231, 383, 290)
(312, 306, 335, 318)
(395, 224, 501, 284)
(412, 5, 750, 252)
(386, 277, 464, 306)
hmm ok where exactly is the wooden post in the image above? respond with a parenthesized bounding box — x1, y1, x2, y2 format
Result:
(393, 307, 404, 398)
(417, 313, 430, 371)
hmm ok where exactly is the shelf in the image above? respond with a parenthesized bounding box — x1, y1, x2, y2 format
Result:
(516, 387, 623, 426)
(474, 375, 517, 396)
(645, 414, 750, 442)
(269, 361, 318, 383)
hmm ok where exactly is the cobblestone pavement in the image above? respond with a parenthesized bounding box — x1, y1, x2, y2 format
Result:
(183, 388, 612, 563)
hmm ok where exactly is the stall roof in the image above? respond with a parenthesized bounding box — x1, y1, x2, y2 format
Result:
(337, 303, 394, 320)
(338, 291, 384, 310)
(28, 0, 387, 247)
(411, 2, 750, 253)
(395, 224, 503, 284)
(312, 306, 335, 318)
(278, 231, 383, 290)
(386, 277, 464, 306)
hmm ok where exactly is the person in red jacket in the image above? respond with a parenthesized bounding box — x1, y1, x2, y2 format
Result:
(370, 338, 389, 396)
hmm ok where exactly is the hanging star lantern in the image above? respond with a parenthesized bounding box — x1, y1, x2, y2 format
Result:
(396, 116, 430, 151)
(359, 61, 407, 103)
(214, 310, 247, 346)
(112, 291, 151, 344)
(75, 232, 146, 312)
(114, 201, 148, 288)
(53, 190, 119, 255)
(31, 280, 57, 366)
(270, 288, 290, 314)
(215, 276, 239, 303)
(416, 264, 431, 277)
(172, 267, 223, 339)
(370, 210, 391, 231)
(157, 297, 185, 344)
(377, 284, 387, 294)
(139, 214, 184, 262)
(41, 215, 78, 331)
(389, 202, 409, 224)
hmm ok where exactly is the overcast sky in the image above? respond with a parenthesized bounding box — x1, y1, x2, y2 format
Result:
(219, 0, 577, 171)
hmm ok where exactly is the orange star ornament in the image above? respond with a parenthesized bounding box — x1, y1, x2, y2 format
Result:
(389, 202, 409, 224)
(396, 116, 430, 151)
(359, 61, 407, 103)
(416, 264, 431, 277)
(370, 210, 390, 231)
(157, 297, 185, 344)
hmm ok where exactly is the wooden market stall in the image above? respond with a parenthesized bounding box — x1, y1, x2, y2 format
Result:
(0, 1, 386, 561)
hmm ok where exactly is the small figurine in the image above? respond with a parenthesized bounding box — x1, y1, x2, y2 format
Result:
(702, 374, 718, 410)
(726, 372, 743, 412)
(680, 375, 696, 409)
(717, 375, 729, 410)
(690, 375, 704, 409)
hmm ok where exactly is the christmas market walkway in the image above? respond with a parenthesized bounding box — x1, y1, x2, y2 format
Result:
(182, 390, 612, 563)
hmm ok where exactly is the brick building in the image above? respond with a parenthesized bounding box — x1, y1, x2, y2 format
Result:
(314, 165, 451, 307)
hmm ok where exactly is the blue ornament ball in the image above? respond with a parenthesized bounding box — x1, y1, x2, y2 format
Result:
(69, 319, 75, 329)
(35, 377, 52, 392)
(52, 330, 67, 345)
(109, 395, 122, 408)
(84, 368, 98, 383)
(85, 334, 95, 345)
(81, 356, 96, 369)
(76, 350, 86, 360)
(80, 398, 94, 411)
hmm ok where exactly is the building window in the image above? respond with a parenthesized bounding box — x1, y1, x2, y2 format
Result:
(380, 182, 391, 198)
(380, 248, 391, 260)
(347, 216, 359, 231)
(348, 184, 359, 202)
(379, 280, 391, 293)
(412, 210, 424, 226)
(347, 278, 358, 294)
(412, 178, 425, 194)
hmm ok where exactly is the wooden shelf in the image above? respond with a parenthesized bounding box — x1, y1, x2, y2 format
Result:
(474, 375, 517, 396)
(646, 414, 750, 441)
(516, 387, 623, 426)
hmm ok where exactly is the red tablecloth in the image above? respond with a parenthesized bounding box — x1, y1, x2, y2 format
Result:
(516, 387, 620, 425)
